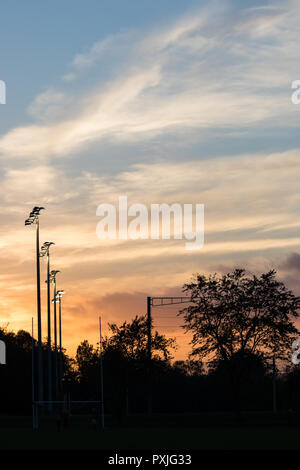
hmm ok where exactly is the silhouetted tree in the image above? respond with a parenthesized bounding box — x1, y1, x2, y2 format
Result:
(74, 340, 100, 400)
(104, 315, 176, 362)
(76, 340, 99, 382)
(103, 315, 176, 419)
(180, 269, 300, 416)
(173, 359, 204, 377)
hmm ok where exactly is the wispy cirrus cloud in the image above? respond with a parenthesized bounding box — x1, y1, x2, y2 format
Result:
(0, 0, 299, 161)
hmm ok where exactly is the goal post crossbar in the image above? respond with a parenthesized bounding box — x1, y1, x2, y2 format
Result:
(32, 400, 105, 431)
(33, 400, 103, 404)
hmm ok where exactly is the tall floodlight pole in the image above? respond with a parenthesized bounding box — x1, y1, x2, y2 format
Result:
(50, 269, 60, 398)
(99, 316, 105, 429)
(273, 354, 277, 413)
(25, 206, 45, 403)
(40, 242, 55, 411)
(147, 296, 152, 415)
(31, 317, 36, 430)
(56, 290, 65, 393)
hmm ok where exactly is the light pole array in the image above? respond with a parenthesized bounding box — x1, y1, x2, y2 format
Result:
(26, 206, 67, 417)
(25, 206, 45, 402)
(40, 241, 55, 409)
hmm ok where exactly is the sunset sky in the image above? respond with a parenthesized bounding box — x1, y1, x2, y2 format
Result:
(1, 0, 300, 359)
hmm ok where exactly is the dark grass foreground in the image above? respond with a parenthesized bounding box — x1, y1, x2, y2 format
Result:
(1, 412, 300, 450)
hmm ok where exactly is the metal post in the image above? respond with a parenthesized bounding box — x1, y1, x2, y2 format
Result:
(59, 295, 62, 393)
(53, 279, 58, 398)
(273, 354, 277, 413)
(46, 251, 52, 411)
(31, 318, 36, 430)
(147, 297, 151, 362)
(99, 316, 105, 430)
(36, 218, 43, 403)
(147, 296, 152, 415)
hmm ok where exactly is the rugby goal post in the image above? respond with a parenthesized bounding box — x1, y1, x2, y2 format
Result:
(33, 400, 104, 431)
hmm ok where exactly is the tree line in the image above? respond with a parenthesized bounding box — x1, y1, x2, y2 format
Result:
(1, 269, 300, 421)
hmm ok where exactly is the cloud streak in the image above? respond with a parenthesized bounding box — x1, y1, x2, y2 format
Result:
(0, 0, 298, 161)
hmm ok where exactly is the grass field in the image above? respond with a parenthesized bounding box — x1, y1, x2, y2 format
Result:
(1, 427, 300, 450)
(1, 412, 300, 450)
